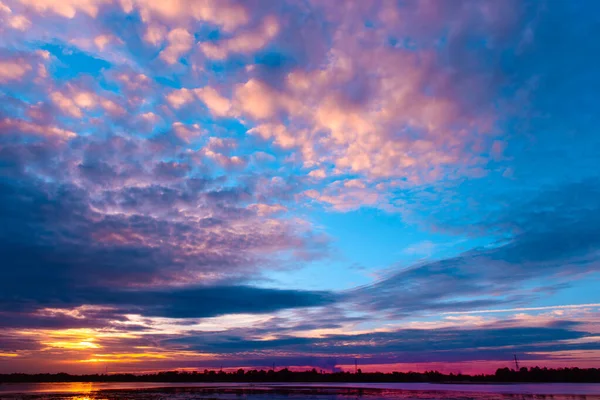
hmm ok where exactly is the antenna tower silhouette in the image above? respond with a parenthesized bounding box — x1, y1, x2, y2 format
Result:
(513, 354, 520, 370)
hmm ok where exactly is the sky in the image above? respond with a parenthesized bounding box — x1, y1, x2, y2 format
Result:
(1, 0, 600, 375)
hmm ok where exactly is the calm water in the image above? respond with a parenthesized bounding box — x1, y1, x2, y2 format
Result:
(1, 382, 600, 399)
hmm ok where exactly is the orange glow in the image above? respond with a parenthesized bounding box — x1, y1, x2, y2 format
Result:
(80, 350, 215, 364)
(43, 340, 100, 350)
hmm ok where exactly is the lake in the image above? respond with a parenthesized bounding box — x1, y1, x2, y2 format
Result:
(1, 382, 600, 399)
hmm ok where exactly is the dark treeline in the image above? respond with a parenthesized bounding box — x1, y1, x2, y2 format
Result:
(1, 366, 600, 383)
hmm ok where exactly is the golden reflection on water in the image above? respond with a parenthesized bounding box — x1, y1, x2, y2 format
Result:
(63, 382, 93, 393)
(57, 384, 97, 400)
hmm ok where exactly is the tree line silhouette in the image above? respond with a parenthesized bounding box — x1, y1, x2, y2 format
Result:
(1, 366, 599, 383)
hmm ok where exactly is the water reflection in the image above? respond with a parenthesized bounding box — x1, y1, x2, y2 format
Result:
(1, 383, 600, 400)
(57, 382, 93, 394)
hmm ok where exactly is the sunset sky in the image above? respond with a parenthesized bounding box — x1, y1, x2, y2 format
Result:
(1, 0, 600, 375)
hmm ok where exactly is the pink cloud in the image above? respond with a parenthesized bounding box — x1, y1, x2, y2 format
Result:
(17, 0, 111, 18)
(199, 15, 280, 59)
(143, 23, 166, 46)
(50, 84, 126, 118)
(172, 122, 202, 143)
(202, 149, 246, 169)
(303, 180, 383, 212)
(160, 28, 194, 64)
(234, 79, 287, 120)
(122, 0, 249, 32)
(7, 14, 30, 30)
(70, 34, 123, 52)
(166, 86, 232, 117)
(248, 123, 298, 150)
(0, 117, 76, 140)
(50, 91, 83, 118)
(140, 112, 160, 123)
(249, 203, 287, 216)
(166, 88, 195, 109)
(308, 169, 327, 179)
(206, 137, 237, 154)
(0, 1, 11, 13)
(194, 87, 232, 117)
(115, 71, 151, 92)
(94, 34, 121, 50)
(233, 46, 497, 186)
(0, 58, 31, 82)
(200, 1, 518, 194)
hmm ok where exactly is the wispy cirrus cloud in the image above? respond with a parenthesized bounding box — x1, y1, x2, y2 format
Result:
(350, 180, 600, 317)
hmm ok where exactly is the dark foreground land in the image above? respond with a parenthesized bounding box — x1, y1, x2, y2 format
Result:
(2, 367, 600, 384)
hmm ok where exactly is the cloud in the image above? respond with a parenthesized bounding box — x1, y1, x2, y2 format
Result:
(166, 88, 196, 109)
(0, 1, 11, 13)
(7, 14, 30, 30)
(160, 28, 194, 64)
(164, 323, 598, 366)
(2, 0, 600, 373)
(143, 23, 166, 46)
(0, 145, 331, 322)
(199, 15, 280, 60)
(140, 111, 159, 123)
(93, 34, 121, 50)
(122, 0, 249, 31)
(234, 79, 283, 120)
(50, 82, 126, 118)
(194, 87, 232, 117)
(220, 0, 521, 185)
(249, 203, 287, 216)
(234, 51, 494, 181)
(0, 58, 31, 82)
(0, 285, 334, 323)
(172, 122, 202, 142)
(166, 86, 233, 118)
(203, 149, 246, 169)
(5, 301, 592, 372)
(17, 0, 111, 18)
(0, 117, 76, 141)
(351, 180, 600, 316)
(304, 180, 383, 212)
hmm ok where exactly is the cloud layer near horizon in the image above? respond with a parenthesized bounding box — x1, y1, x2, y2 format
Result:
(1, 0, 600, 373)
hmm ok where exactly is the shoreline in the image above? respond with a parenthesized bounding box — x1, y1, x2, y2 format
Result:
(2, 381, 600, 397)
